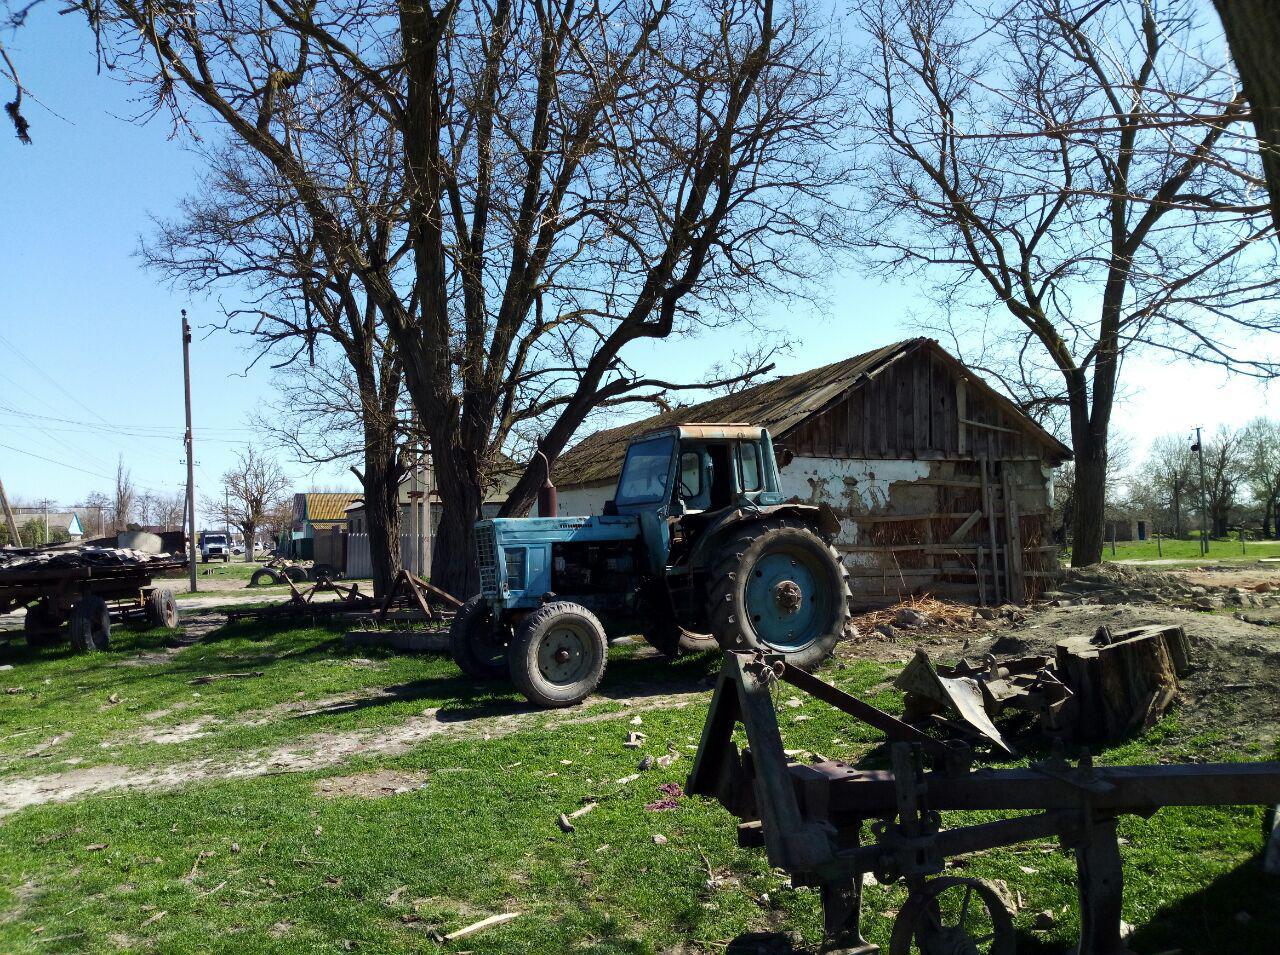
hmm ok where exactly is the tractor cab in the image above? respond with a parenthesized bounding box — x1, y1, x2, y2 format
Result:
(605, 424, 788, 574)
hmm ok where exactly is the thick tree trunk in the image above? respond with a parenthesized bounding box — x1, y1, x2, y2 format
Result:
(429, 440, 483, 599)
(244, 522, 255, 562)
(1214, 0, 1280, 233)
(1072, 449, 1107, 566)
(361, 423, 402, 599)
(1171, 486, 1182, 539)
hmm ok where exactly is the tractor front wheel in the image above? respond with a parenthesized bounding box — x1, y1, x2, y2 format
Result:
(706, 518, 850, 671)
(449, 596, 510, 681)
(508, 602, 607, 708)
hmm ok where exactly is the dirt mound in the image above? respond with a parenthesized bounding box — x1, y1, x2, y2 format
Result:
(1051, 563, 1280, 611)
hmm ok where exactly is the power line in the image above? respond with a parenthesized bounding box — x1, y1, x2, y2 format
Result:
(0, 330, 113, 426)
(0, 440, 179, 495)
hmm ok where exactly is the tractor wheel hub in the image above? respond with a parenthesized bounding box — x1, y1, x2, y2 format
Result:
(773, 580, 803, 613)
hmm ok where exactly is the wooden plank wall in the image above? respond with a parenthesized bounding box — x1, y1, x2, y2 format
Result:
(784, 348, 1051, 462)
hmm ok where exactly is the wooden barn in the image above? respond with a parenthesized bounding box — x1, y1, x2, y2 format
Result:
(552, 338, 1073, 605)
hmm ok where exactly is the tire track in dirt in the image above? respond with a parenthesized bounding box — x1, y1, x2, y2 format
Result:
(0, 687, 708, 817)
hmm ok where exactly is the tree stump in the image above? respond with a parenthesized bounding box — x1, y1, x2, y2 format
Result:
(1055, 625, 1187, 742)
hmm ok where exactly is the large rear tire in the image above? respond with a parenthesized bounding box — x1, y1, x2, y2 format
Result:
(449, 595, 510, 681)
(508, 602, 607, 708)
(69, 596, 111, 652)
(706, 517, 850, 671)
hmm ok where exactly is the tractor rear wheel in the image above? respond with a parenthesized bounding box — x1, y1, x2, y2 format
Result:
(449, 595, 510, 681)
(706, 517, 850, 671)
(69, 596, 111, 652)
(508, 602, 607, 708)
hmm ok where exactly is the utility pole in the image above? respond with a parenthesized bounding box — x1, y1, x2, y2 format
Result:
(422, 438, 432, 578)
(40, 498, 50, 545)
(1192, 427, 1209, 556)
(0, 474, 20, 547)
(182, 309, 198, 592)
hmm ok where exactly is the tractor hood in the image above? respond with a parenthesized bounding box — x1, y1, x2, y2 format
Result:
(476, 515, 641, 606)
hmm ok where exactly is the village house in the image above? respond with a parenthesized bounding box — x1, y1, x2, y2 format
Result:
(552, 338, 1073, 606)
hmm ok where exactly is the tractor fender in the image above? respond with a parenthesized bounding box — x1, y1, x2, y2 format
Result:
(688, 502, 840, 572)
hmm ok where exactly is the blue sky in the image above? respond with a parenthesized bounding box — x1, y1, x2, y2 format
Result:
(1, 5, 1276, 512)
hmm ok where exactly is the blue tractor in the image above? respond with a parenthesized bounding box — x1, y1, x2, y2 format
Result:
(449, 424, 852, 707)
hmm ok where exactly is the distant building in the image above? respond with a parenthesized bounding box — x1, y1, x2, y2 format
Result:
(288, 493, 362, 561)
(13, 508, 84, 544)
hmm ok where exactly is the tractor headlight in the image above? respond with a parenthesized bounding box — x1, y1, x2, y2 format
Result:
(503, 548, 527, 590)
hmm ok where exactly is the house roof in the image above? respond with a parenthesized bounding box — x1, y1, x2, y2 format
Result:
(552, 338, 1071, 487)
(300, 493, 363, 523)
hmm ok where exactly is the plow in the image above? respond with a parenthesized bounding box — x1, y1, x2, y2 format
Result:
(687, 651, 1280, 954)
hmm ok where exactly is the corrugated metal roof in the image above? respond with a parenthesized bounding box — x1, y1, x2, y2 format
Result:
(302, 493, 363, 523)
(552, 338, 1070, 487)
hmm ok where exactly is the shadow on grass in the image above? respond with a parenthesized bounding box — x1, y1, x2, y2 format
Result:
(1126, 852, 1280, 955)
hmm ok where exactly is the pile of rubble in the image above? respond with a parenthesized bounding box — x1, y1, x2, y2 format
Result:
(0, 546, 183, 577)
(1043, 562, 1278, 611)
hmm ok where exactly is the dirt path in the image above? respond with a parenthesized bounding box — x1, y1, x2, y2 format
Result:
(6, 597, 1278, 819)
(0, 686, 707, 817)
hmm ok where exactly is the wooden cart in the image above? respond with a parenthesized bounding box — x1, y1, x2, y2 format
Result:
(0, 553, 187, 651)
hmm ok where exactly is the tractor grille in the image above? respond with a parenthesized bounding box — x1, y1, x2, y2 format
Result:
(474, 523, 499, 598)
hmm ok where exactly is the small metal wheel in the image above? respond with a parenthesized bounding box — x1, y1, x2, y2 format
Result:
(508, 601, 607, 708)
(449, 595, 511, 680)
(888, 877, 1015, 955)
(68, 596, 112, 653)
(145, 588, 179, 629)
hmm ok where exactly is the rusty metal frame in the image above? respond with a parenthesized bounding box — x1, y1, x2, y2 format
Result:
(688, 651, 1280, 954)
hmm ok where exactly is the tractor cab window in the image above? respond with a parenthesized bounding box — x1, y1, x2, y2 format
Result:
(616, 435, 675, 505)
(737, 442, 763, 492)
(678, 452, 702, 500)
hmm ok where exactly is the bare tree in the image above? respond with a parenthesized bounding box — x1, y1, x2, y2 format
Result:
(84, 0, 853, 596)
(1241, 417, 1280, 537)
(208, 448, 292, 563)
(143, 128, 406, 596)
(854, 0, 1280, 566)
(1138, 435, 1197, 538)
(113, 456, 135, 531)
(1200, 426, 1245, 538)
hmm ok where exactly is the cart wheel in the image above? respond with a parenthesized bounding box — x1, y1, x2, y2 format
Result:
(311, 563, 338, 583)
(249, 568, 284, 587)
(24, 603, 62, 648)
(508, 602, 608, 708)
(145, 588, 178, 629)
(888, 877, 1015, 955)
(69, 596, 111, 652)
(283, 566, 308, 584)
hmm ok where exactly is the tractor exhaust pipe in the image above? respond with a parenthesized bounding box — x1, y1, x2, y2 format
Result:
(535, 449, 558, 517)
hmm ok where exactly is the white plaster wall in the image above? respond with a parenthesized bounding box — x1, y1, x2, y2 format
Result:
(778, 455, 933, 566)
(556, 482, 616, 517)
(778, 456, 932, 513)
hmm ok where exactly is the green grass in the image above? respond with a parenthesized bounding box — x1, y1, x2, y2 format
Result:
(0, 624, 1276, 953)
(1085, 537, 1280, 564)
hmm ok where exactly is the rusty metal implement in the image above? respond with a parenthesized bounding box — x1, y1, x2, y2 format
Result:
(687, 651, 1280, 954)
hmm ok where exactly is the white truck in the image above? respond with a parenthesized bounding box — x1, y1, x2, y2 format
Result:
(200, 533, 231, 563)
